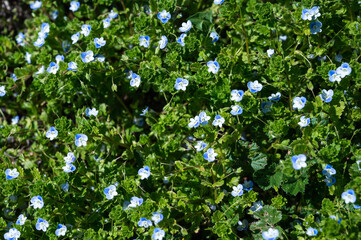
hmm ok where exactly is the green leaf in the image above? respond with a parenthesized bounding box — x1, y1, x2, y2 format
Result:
(251, 153, 268, 171)
(188, 11, 213, 31)
(215, 191, 225, 204)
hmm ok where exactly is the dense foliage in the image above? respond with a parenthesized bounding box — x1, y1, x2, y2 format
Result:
(1, 0, 361, 239)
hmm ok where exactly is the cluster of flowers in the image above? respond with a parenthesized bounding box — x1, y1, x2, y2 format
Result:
(301, 6, 322, 34)
(102, 185, 167, 240)
(322, 164, 336, 187)
(128, 71, 142, 88)
(137, 212, 165, 239)
(62, 152, 76, 173)
(45, 126, 88, 147)
(3, 193, 68, 239)
(33, 23, 50, 47)
(328, 62, 352, 83)
(231, 180, 254, 197)
(261, 191, 358, 240)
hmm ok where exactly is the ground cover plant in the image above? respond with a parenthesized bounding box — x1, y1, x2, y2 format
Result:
(1, 0, 361, 239)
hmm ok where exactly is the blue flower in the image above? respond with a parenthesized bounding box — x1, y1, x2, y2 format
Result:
(268, 92, 281, 101)
(35, 218, 49, 232)
(140, 107, 148, 116)
(213, 115, 225, 127)
(279, 35, 287, 41)
(5, 168, 19, 180)
(250, 201, 263, 212)
(95, 54, 105, 62)
(61, 182, 69, 192)
(306, 227, 318, 236)
(231, 184, 244, 197)
(157, 10, 171, 23)
(341, 189, 356, 204)
(322, 164, 336, 177)
(34, 37, 45, 47)
(139, 35, 150, 48)
(4, 228, 21, 240)
(261, 102, 273, 113)
(41, 23, 50, 33)
(292, 97, 307, 110)
(45, 126, 58, 140)
(35, 66, 45, 75)
(30, 195, 44, 209)
(69, 1, 80, 12)
(319, 89, 333, 103)
(247, 80, 262, 93)
(55, 224, 67, 236)
(55, 55, 64, 64)
(0, 86, 6, 97)
(310, 6, 321, 19)
(71, 32, 80, 44)
(262, 228, 279, 240)
(15, 214, 27, 225)
(50, 10, 58, 20)
(63, 163, 76, 173)
(199, 111, 211, 125)
(159, 36, 168, 49)
(109, 10, 118, 19)
(210, 32, 219, 43)
(130, 73, 141, 87)
(94, 37, 106, 48)
(267, 49, 275, 57)
(291, 154, 307, 170)
(138, 166, 151, 180)
(175, 78, 189, 91)
(301, 9, 313, 20)
(104, 185, 118, 200)
(152, 212, 164, 225)
(301, 7, 321, 21)
(195, 141, 207, 151)
(62, 40, 71, 52)
(242, 180, 253, 191)
(214, 0, 225, 4)
(207, 59, 220, 74)
(203, 148, 218, 162)
(328, 70, 341, 83)
(25, 52, 31, 64)
(354, 204, 361, 209)
(81, 50, 94, 63)
(231, 105, 243, 115)
(30, 1, 42, 10)
(81, 24, 91, 36)
(310, 21, 322, 34)
(11, 116, 19, 125)
(64, 152, 76, 164)
(177, 33, 187, 46)
(103, 18, 111, 28)
(231, 90, 244, 102)
(298, 116, 310, 127)
(75, 134, 88, 147)
(16, 33, 25, 46)
(188, 116, 200, 128)
(152, 228, 165, 240)
(47, 62, 59, 74)
(138, 217, 153, 228)
(179, 20, 192, 32)
(324, 176, 336, 187)
(67, 62, 78, 71)
(335, 54, 343, 62)
(85, 108, 98, 117)
(237, 219, 249, 231)
(336, 62, 352, 78)
(129, 196, 143, 207)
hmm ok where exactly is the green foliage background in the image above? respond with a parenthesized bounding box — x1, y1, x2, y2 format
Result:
(1, 0, 361, 239)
